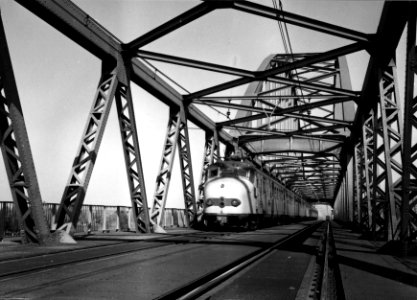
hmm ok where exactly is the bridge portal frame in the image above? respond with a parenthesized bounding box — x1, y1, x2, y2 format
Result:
(1, 0, 416, 246)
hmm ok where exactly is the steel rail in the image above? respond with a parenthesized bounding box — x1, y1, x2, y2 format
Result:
(154, 222, 322, 300)
(315, 221, 345, 300)
(0, 232, 224, 279)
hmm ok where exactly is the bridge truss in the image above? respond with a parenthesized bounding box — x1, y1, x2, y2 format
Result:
(0, 0, 416, 249)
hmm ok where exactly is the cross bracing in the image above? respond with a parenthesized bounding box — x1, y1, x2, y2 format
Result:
(0, 0, 416, 249)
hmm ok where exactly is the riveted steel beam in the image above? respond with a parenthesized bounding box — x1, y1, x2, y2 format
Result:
(199, 94, 352, 101)
(362, 110, 375, 233)
(185, 43, 363, 101)
(115, 58, 151, 233)
(197, 131, 220, 211)
(150, 106, 197, 231)
(15, 0, 234, 148)
(377, 61, 403, 240)
(137, 50, 254, 78)
(196, 97, 354, 116)
(401, 14, 417, 244)
(15, 0, 121, 61)
(229, 0, 370, 43)
(353, 143, 362, 227)
(177, 108, 197, 227)
(0, 12, 50, 244)
(150, 108, 181, 232)
(126, 2, 215, 51)
(56, 65, 118, 231)
(347, 1, 411, 148)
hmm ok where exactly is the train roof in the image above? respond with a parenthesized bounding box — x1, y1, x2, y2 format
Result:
(209, 160, 255, 169)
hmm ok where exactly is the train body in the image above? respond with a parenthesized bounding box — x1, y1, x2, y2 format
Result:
(202, 160, 317, 228)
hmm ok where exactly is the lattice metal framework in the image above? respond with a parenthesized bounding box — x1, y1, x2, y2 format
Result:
(150, 107, 197, 230)
(210, 55, 356, 202)
(353, 143, 362, 226)
(56, 68, 119, 230)
(376, 61, 403, 240)
(362, 112, 375, 232)
(402, 15, 417, 241)
(2, 0, 416, 245)
(177, 109, 197, 227)
(197, 131, 220, 211)
(115, 77, 150, 233)
(0, 13, 50, 244)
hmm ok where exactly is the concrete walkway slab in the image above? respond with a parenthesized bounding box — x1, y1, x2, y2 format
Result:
(332, 223, 417, 300)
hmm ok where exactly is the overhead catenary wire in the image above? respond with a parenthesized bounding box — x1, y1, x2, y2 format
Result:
(271, 0, 322, 199)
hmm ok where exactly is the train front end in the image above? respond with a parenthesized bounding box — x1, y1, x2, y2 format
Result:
(202, 161, 255, 228)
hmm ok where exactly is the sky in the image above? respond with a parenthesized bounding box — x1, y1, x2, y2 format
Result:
(0, 0, 386, 208)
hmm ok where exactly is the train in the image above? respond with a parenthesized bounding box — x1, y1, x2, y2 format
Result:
(202, 159, 317, 229)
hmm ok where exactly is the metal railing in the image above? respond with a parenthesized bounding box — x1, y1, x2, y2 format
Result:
(0, 202, 187, 237)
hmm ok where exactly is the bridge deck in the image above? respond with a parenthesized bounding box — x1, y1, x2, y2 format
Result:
(332, 223, 417, 299)
(0, 224, 416, 299)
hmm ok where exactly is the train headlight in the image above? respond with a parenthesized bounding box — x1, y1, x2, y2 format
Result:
(231, 199, 241, 207)
(206, 199, 214, 207)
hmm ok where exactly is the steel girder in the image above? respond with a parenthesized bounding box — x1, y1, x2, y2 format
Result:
(402, 15, 417, 242)
(14, 0, 234, 147)
(376, 61, 403, 240)
(0, 13, 50, 244)
(150, 107, 197, 231)
(177, 109, 198, 227)
(212, 54, 355, 202)
(10, 0, 417, 245)
(197, 132, 220, 212)
(357, 61, 403, 240)
(353, 144, 362, 227)
(362, 112, 376, 232)
(57, 60, 152, 233)
(56, 66, 119, 231)
(114, 60, 151, 233)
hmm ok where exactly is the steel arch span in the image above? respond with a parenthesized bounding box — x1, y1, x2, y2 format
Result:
(0, 0, 415, 252)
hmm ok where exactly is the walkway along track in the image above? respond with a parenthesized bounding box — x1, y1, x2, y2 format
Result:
(154, 222, 337, 300)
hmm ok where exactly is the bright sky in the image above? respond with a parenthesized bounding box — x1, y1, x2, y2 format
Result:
(0, 0, 385, 207)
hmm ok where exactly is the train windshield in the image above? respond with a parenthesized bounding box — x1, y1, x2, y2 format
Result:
(207, 163, 255, 181)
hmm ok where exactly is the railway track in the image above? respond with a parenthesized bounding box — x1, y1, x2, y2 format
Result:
(0, 231, 230, 278)
(155, 221, 344, 300)
(0, 222, 344, 299)
(310, 222, 345, 300)
(154, 222, 322, 300)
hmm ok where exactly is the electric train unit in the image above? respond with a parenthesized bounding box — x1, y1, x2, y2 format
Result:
(202, 159, 317, 229)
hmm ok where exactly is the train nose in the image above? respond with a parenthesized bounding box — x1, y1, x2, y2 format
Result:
(219, 197, 225, 208)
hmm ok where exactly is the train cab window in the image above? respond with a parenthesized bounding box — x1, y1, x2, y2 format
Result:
(247, 170, 255, 182)
(237, 168, 247, 177)
(208, 168, 219, 178)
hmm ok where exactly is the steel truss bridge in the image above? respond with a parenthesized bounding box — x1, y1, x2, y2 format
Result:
(0, 0, 416, 248)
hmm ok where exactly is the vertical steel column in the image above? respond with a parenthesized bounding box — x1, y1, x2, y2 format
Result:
(377, 61, 403, 240)
(197, 131, 220, 209)
(114, 60, 150, 233)
(344, 178, 348, 220)
(402, 15, 417, 243)
(56, 64, 118, 231)
(177, 107, 197, 227)
(150, 108, 182, 232)
(353, 143, 362, 226)
(0, 12, 50, 244)
(362, 112, 375, 232)
(0, 202, 5, 238)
